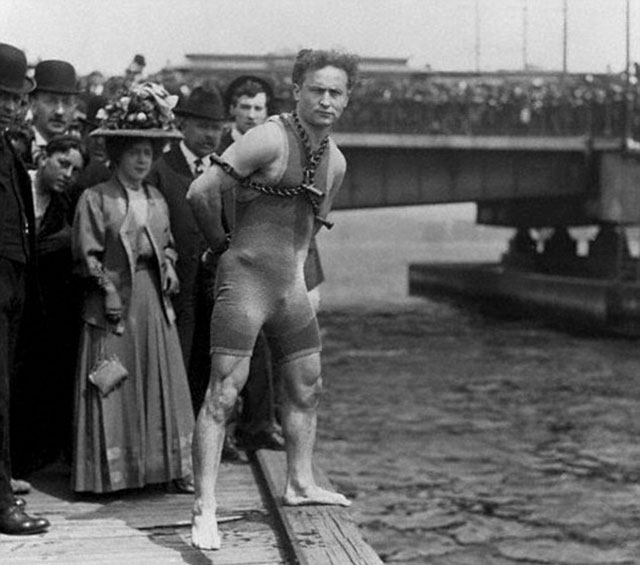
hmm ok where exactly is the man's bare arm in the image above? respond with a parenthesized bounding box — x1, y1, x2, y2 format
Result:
(187, 122, 283, 250)
(187, 167, 233, 252)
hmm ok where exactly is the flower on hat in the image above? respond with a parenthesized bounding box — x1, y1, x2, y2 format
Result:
(96, 82, 179, 132)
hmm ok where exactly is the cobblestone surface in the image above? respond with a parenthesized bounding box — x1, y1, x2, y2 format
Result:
(315, 300, 640, 564)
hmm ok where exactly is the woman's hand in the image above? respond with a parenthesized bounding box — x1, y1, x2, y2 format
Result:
(164, 262, 180, 295)
(104, 288, 123, 325)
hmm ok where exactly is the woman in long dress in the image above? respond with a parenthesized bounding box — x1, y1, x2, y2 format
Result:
(71, 84, 194, 493)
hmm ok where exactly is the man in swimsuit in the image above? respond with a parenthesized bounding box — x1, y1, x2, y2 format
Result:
(187, 48, 359, 550)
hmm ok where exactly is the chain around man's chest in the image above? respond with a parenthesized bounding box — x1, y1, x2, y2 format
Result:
(209, 112, 333, 228)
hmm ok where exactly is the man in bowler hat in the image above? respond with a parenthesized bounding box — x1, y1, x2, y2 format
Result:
(147, 87, 232, 429)
(0, 42, 50, 535)
(29, 59, 80, 166)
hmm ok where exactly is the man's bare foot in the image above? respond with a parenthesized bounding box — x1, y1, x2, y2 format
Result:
(283, 485, 351, 507)
(191, 508, 221, 550)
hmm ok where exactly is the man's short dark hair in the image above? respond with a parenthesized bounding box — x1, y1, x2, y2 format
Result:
(292, 49, 359, 90)
(230, 80, 268, 107)
(45, 135, 84, 160)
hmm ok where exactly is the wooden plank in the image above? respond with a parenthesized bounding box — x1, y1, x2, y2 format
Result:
(0, 460, 290, 564)
(255, 450, 383, 565)
(1, 528, 283, 564)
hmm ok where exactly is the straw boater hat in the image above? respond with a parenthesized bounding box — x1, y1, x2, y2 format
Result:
(0, 42, 35, 95)
(90, 82, 182, 139)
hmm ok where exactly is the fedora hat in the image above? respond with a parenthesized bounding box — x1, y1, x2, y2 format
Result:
(33, 60, 80, 95)
(224, 75, 275, 116)
(0, 43, 34, 95)
(174, 86, 225, 121)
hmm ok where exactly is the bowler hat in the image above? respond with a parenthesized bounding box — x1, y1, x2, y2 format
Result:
(33, 60, 80, 95)
(0, 43, 34, 95)
(174, 87, 225, 121)
(224, 75, 275, 116)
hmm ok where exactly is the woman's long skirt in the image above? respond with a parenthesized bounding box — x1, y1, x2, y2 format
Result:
(72, 268, 194, 493)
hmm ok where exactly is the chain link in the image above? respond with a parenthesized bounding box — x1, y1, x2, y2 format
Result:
(208, 113, 333, 226)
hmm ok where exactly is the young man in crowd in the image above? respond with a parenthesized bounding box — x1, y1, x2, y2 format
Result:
(11, 136, 85, 477)
(218, 75, 286, 456)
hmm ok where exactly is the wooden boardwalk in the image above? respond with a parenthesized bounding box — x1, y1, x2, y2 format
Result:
(0, 453, 382, 565)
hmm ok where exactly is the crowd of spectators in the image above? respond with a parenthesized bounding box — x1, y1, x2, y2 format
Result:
(155, 67, 640, 138)
(338, 72, 637, 137)
(17, 57, 640, 140)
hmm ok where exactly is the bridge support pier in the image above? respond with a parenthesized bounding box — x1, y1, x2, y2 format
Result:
(538, 227, 581, 276)
(502, 228, 538, 271)
(498, 222, 640, 281)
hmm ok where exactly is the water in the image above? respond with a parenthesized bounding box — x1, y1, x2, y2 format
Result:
(316, 205, 511, 308)
(312, 207, 640, 564)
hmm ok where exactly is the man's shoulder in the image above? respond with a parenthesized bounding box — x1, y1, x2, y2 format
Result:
(234, 120, 285, 162)
(327, 137, 347, 171)
(150, 145, 189, 178)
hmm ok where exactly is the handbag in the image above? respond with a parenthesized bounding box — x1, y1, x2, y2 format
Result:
(88, 331, 128, 397)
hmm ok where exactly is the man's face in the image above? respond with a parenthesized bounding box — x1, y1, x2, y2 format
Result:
(39, 147, 84, 193)
(294, 66, 349, 130)
(232, 92, 268, 134)
(182, 117, 223, 158)
(31, 91, 77, 139)
(0, 90, 21, 131)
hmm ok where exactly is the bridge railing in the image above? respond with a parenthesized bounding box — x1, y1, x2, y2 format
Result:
(334, 97, 630, 138)
(274, 73, 638, 138)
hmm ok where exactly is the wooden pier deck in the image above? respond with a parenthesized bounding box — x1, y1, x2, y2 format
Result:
(0, 453, 382, 565)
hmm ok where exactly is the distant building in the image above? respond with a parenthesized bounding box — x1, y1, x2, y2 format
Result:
(169, 52, 415, 77)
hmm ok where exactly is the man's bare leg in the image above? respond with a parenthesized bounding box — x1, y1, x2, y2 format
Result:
(280, 353, 351, 507)
(191, 354, 251, 549)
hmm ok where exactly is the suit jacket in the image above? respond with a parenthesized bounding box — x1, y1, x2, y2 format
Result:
(147, 144, 234, 303)
(72, 176, 177, 329)
(0, 134, 36, 262)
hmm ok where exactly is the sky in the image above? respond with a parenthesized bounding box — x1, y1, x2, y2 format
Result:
(1, 0, 638, 77)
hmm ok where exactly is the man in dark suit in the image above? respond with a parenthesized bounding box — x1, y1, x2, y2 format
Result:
(28, 60, 80, 168)
(147, 87, 233, 431)
(11, 137, 85, 477)
(0, 42, 50, 536)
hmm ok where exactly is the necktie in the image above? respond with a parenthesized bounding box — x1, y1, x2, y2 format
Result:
(194, 158, 204, 177)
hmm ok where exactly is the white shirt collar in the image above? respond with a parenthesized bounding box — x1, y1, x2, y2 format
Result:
(32, 126, 48, 148)
(179, 140, 211, 176)
(231, 124, 243, 143)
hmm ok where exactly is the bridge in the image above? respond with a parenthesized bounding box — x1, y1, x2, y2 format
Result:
(169, 56, 640, 281)
(331, 131, 640, 281)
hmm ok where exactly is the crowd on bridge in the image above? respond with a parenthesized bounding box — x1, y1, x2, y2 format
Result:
(9, 58, 640, 141)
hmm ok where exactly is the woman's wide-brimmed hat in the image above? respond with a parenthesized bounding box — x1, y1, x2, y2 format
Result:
(90, 82, 182, 139)
(223, 75, 275, 115)
(33, 60, 81, 95)
(0, 43, 35, 95)
(174, 86, 226, 122)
